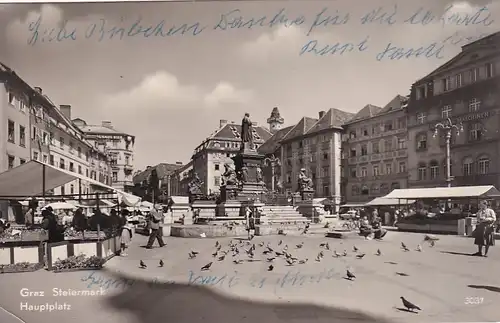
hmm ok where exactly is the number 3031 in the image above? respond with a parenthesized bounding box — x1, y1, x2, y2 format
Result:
(465, 297, 484, 305)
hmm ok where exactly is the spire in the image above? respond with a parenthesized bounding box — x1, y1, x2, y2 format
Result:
(267, 107, 284, 134)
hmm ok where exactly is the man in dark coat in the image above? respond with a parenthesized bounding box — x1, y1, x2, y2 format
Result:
(146, 204, 165, 249)
(42, 208, 64, 242)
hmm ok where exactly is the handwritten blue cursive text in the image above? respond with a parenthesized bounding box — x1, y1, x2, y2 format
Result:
(404, 5, 494, 27)
(213, 8, 305, 31)
(300, 36, 370, 56)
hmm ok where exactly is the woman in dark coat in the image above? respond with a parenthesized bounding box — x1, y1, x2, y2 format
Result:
(473, 200, 496, 257)
(42, 209, 64, 242)
(71, 208, 88, 232)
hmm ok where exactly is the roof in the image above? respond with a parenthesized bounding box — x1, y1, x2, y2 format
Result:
(0, 160, 140, 203)
(257, 125, 293, 155)
(346, 104, 382, 123)
(133, 163, 184, 184)
(281, 117, 318, 142)
(383, 186, 500, 200)
(365, 197, 415, 206)
(306, 108, 355, 134)
(211, 123, 272, 142)
(77, 124, 129, 136)
(378, 95, 408, 114)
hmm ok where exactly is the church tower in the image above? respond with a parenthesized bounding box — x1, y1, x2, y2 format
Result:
(267, 107, 284, 134)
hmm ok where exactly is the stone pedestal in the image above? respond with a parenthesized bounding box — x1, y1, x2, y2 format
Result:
(297, 200, 326, 224)
(162, 212, 173, 237)
(232, 148, 267, 201)
(216, 200, 243, 217)
(169, 196, 191, 223)
(299, 188, 314, 201)
(192, 200, 217, 221)
(220, 185, 240, 202)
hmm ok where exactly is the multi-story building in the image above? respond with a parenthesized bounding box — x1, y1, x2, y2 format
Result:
(169, 160, 194, 196)
(192, 119, 273, 195)
(342, 96, 409, 203)
(73, 119, 135, 192)
(132, 162, 183, 200)
(0, 63, 32, 172)
(278, 108, 354, 207)
(407, 32, 500, 188)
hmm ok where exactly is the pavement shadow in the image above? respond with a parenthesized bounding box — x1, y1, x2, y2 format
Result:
(440, 251, 476, 257)
(100, 268, 394, 323)
(468, 284, 500, 293)
(395, 308, 418, 314)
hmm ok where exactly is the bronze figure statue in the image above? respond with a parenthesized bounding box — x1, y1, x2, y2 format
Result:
(297, 168, 313, 190)
(222, 163, 238, 186)
(241, 113, 254, 149)
(187, 172, 203, 195)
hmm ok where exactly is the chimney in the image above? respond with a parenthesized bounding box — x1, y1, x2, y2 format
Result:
(59, 105, 71, 120)
(252, 121, 258, 126)
(101, 121, 113, 129)
(34, 87, 42, 94)
(219, 119, 228, 128)
(318, 111, 326, 118)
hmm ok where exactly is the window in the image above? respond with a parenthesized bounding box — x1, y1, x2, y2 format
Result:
(456, 73, 463, 87)
(19, 125, 25, 147)
(397, 117, 407, 129)
(43, 155, 47, 163)
(469, 98, 481, 112)
(78, 165, 82, 174)
(286, 173, 291, 183)
(463, 157, 473, 176)
(125, 156, 130, 165)
(214, 176, 221, 186)
(323, 152, 328, 160)
(470, 68, 479, 82)
(61, 186, 65, 196)
(372, 141, 379, 154)
(322, 166, 329, 177)
(49, 155, 54, 165)
(112, 172, 118, 181)
(416, 85, 427, 100)
(33, 151, 39, 161)
(69, 162, 74, 172)
(361, 185, 369, 195)
(398, 161, 406, 173)
(323, 186, 329, 196)
(384, 121, 393, 131)
(361, 167, 367, 177)
(349, 131, 356, 139)
(486, 63, 494, 78)
(60, 158, 65, 169)
(59, 137, 64, 148)
(416, 112, 426, 124)
(418, 163, 427, 180)
(430, 161, 439, 179)
(391, 182, 400, 190)
(8, 120, 14, 143)
(373, 165, 380, 176)
(351, 185, 359, 196)
(20, 159, 26, 164)
(350, 148, 357, 157)
(442, 77, 452, 91)
(478, 156, 490, 175)
(350, 168, 357, 178)
(384, 139, 393, 152)
(214, 164, 220, 171)
(86, 169, 89, 177)
(416, 133, 427, 150)
(69, 141, 74, 153)
(397, 138, 406, 149)
(8, 155, 14, 169)
(380, 183, 389, 194)
(43, 132, 48, 145)
(361, 144, 368, 156)
(77, 147, 82, 158)
(441, 105, 452, 118)
(385, 163, 393, 174)
(362, 128, 369, 136)
(371, 184, 379, 195)
(50, 132, 54, 144)
(469, 123, 483, 141)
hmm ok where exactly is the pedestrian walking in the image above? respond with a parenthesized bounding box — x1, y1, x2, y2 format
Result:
(473, 200, 496, 257)
(146, 204, 166, 249)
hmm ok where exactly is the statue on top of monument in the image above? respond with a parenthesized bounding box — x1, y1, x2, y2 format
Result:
(240, 112, 254, 150)
(222, 163, 238, 186)
(297, 168, 313, 190)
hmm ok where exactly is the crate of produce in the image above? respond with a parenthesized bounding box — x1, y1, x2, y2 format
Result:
(52, 254, 106, 273)
(0, 262, 43, 274)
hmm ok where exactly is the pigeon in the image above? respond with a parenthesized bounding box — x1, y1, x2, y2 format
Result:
(212, 251, 218, 257)
(139, 260, 147, 269)
(286, 259, 295, 266)
(159, 259, 164, 267)
(267, 257, 275, 262)
(215, 241, 219, 248)
(189, 252, 197, 259)
(249, 234, 254, 240)
(342, 250, 348, 257)
(402, 245, 410, 252)
(191, 251, 199, 255)
(298, 258, 308, 264)
(376, 249, 382, 256)
(278, 240, 283, 246)
(263, 250, 271, 255)
(233, 259, 243, 264)
(319, 251, 324, 258)
(315, 254, 322, 262)
(333, 250, 341, 258)
(356, 253, 366, 259)
(401, 242, 407, 249)
(430, 240, 435, 247)
(424, 234, 439, 241)
(325, 242, 330, 250)
(283, 244, 288, 251)
(396, 272, 409, 277)
(201, 262, 212, 271)
(217, 245, 222, 251)
(416, 244, 422, 252)
(319, 242, 326, 248)
(268, 265, 274, 271)
(346, 269, 356, 280)
(218, 255, 225, 261)
(258, 242, 264, 247)
(400, 297, 421, 312)
(200, 233, 206, 238)
(353, 245, 359, 252)
(266, 246, 274, 252)
(275, 251, 284, 256)
(296, 242, 304, 249)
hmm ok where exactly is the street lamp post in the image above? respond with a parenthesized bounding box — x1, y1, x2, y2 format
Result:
(264, 154, 281, 192)
(433, 117, 463, 188)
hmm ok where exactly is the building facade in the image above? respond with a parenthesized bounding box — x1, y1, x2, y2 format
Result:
(407, 32, 500, 189)
(278, 109, 354, 205)
(73, 119, 135, 192)
(342, 96, 409, 203)
(191, 119, 272, 195)
(169, 160, 194, 197)
(132, 162, 184, 200)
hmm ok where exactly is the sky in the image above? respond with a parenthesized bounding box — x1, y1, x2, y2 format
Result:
(0, 0, 499, 171)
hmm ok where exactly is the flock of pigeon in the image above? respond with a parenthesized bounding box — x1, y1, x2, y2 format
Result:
(138, 234, 440, 314)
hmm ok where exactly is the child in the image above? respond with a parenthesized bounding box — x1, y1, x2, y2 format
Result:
(120, 214, 133, 256)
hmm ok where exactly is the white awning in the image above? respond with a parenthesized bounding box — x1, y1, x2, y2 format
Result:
(383, 185, 500, 200)
(340, 203, 366, 208)
(365, 197, 416, 206)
